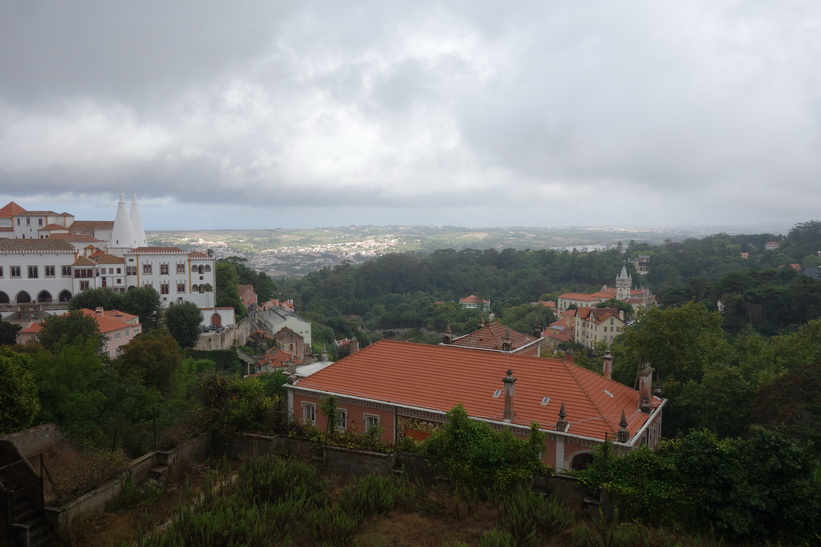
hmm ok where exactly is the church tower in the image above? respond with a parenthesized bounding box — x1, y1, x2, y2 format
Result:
(109, 191, 136, 256)
(616, 265, 632, 301)
(130, 192, 147, 248)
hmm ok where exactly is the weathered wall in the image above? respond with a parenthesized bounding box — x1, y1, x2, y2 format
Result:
(0, 423, 70, 460)
(195, 316, 253, 350)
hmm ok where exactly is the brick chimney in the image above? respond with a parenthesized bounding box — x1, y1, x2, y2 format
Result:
(501, 328, 512, 352)
(563, 349, 574, 364)
(503, 369, 516, 422)
(442, 323, 453, 344)
(602, 351, 613, 380)
(350, 338, 360, 355)
(638, 361, 654, 413)
(617, 410, 630, 442)
(95, 307, 104, 316)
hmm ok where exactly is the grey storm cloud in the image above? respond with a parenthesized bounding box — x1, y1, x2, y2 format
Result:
(0, 0, 820, 229)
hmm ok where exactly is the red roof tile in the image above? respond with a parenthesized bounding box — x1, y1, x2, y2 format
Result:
(450, 322, 538, 352)
(295, 340, 658, 441)
(0, 201, 27, 218)
(558, 293, 599, 301)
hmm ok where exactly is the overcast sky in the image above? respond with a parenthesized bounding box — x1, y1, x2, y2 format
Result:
(1, 1, 819, 231)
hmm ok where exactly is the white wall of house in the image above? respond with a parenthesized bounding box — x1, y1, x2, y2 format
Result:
(0, 250, 76, 303)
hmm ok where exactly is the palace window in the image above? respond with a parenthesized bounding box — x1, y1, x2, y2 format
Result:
(143, 264, 152, 274)
(177, 283, 186, 292)
(62, 265, 72, 277)
(176, 263, 186, 274)
(364, 414, 380, 430)
(45, 266, 55, 278)
(303, 403, 317, 424)
(160, 264, 169, 275)
(336, 409, 348, 432)
(27, 265, 38, 278)
(160, 283, 169, 295)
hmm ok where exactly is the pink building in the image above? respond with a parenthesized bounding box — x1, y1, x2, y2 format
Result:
(17, 307, 141, 359)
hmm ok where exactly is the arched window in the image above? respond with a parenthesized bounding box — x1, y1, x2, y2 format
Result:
(37, 290, 53, 303)
(198, 265, 204, 274)
(204, 265, 212, 272)
(192, 284, 199, 293)
(211, 313, 222, 328)
(0, 291, 9, 304)
(16, 291, 32, 304)
(570, 451, 594, 471)
(58, 290, 72, 302)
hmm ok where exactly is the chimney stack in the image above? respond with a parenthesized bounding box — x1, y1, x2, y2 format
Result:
(350, 338, 360, 355)
(95, 307, 104, 316)
(502, 328, 512, 352)
(502, 369, 517, 422)
(602, 351, 613, 380)
(442, 323, 453, 344)
(563, 349, 574, 364)
(556, 401, 568, 431)
(617, 410, 630, 442)
(638, 361, 654, 413)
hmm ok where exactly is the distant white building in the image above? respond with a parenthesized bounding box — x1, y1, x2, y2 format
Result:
(0, 193, 216, 313)
(257, 307, 312, 348)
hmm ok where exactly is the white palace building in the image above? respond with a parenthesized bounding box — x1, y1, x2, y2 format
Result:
(0, 193, 217, 316)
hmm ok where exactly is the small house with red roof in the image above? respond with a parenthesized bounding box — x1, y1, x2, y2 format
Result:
(458, 294, 491, 311)
(442, 321, 544, 357)
(574, 307, 625, 349)
(238, 284, 258, 310)
(289, 340, 664, 471)
(17, 307, 141, 359)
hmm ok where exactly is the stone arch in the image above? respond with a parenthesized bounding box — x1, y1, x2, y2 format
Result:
(37, 290, 53, 303)
(58, 290, 72, 302)
(569, 451, 595, 471)
(211, 313, 222, 328)
(0, 291, 9, 304)
(16, 291, 32, 304)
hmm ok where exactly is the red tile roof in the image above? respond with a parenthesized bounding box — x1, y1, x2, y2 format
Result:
(295, 340, 659, 440)
(577, 307, 622, 325)
(0, 201, 27, 218)
(189, 251, 209, 259)
(459, 294, 489, 304)
(39, 223, 69, 231)
(558, 293, 599, 301)
(78, 308, 139, 333)
(129, 246, 186, 254)
(68, 220, 114, 233)
(450, 322, 538, 352)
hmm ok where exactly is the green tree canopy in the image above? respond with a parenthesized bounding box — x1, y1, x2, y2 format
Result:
(165, 301, 203, 349)
(0, 320, 21, 345)
(115, 331, 182, 395)
(38, 310, 105, 354)
(0, 347, 40, 434)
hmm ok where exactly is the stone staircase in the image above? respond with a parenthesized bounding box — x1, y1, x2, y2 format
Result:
(5, 483, 54, 547)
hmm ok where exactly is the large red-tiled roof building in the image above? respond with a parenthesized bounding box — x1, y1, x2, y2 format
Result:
(288, 340, 665, 471)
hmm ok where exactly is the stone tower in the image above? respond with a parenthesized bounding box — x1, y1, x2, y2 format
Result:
(616, 265, 632, 301)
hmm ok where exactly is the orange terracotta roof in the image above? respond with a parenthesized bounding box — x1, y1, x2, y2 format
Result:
(129, 246, 186, 254)
(257, 348, 302, 368)
(78, 309, 139, 333)
(577, 307, 621, 325)
(0, 227, 14, 232)
(459, 294, 489, 304)
(295, 340, 658, 440)
(189, 251, 209, 258)
(0, 201, 27, 218)
(39, 223, 69, 231)
(558, 293, 599, 301)
(450, 322, 539, 352)
(69, 220, 114, 233)
(95, 254, 125, 264)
